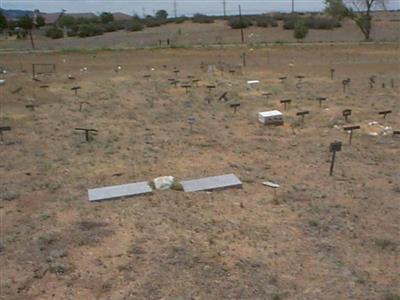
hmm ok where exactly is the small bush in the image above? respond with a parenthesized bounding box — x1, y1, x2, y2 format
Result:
(192, 14, 214, 24)
(228, 17, 252, 29)
(78, 23, 104, 37)
(144, 17, 167, 28)
(294, 20, 309, 39)
(45, 27, 63, 39)
(305, 16, 341, 29)
(283, 15, 299, 29)
(174, 16, 188, 24)
(125, 20, 144, 32)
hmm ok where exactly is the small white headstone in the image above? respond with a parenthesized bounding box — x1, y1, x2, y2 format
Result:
(153, 176, 175, 190)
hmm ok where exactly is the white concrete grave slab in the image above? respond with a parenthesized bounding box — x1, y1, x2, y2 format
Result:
(88, 181, 152, 202)
(181, 174, 242, 192)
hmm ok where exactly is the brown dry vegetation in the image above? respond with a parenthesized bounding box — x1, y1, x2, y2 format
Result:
(0, 11, 400, 51)
(0, 44, 399, 299)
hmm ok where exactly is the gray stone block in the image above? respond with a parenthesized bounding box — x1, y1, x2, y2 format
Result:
(88, 181, 152, 202)
(181, 174, 242, 192)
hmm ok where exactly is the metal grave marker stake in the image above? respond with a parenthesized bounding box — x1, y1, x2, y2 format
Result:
(230, 103, 240, 114)
(329, 141, 342, 176)
(75, 128, 98, 142)
(342, 109, 352, 122)
(316, 97, 327, 108)
(296, 111, 309, 123)
(181, 83, 192, 93)
(280, 99, 291, 111)
(378, 110, 392, 119)
(262, 92, 272, 101)
(279, 76, 287, 84)
(71, 86, 81, 96)
(206, 84, 216, 93)
(342, 78, 351, 92)
(330, 68, 335, 80)
(343, 125, 360, 145)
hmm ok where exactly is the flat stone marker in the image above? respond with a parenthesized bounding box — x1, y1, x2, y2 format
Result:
(181, 174, 242, 192)
(88, 181, 152, 202)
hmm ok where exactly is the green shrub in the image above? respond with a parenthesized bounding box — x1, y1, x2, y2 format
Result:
(174, 16, 188, 24)
(228, 17, 252, 29)
(192, 14, 214, 24)
(125, 20, 144, 32)
(78, 23, 104, 37)
(283, 15, 299, 29)
(45, 27, 63, 39)
(294, 20, 309, 39)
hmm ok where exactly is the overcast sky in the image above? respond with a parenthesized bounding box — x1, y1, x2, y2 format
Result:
(1, 0, 399, 16)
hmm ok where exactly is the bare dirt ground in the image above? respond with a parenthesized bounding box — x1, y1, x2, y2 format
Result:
(0, 11, 400, 51)
(0, 44, 399, 300)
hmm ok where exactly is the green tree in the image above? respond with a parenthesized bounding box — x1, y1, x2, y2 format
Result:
(0, 11, 7, 32)
(36, 15, 45, 27)
(155, 10, 168, 19)
(100, 12, 114, 23)
(58, 15, 76, 28)
(325, 0, 385, 40)
(18, 15, 35, 48)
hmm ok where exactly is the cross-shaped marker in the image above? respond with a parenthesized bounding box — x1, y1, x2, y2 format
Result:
(181, 83, 191, 93)
(262, 92, 272, 101)
(206, 84, 216, 93)
(229, 70, 236, 76)
(393, 130, 400, 137)
(173, 69, 180, 77)
(230, 103, 240, 114)
(280, 99, 291, 111)
(279, 76, 287, 83)
(40, 85, 49, 89)
(0, 126, 11, 143)
(75, 128, 98, 142)
(192, 79, 200, 87)
(296, 111, 309, 123)
(342, 109, 352, 122)
(71, 86, 81, 96)
(378, 110, 392, 119)
(343, 125, 360, 145)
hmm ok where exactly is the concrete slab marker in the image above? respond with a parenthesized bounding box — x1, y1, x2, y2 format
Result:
(88, 181, 152, 202)
(181, 174, 242, 192)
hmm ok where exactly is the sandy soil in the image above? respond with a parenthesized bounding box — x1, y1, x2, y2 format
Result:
(0, 44, 399, 300)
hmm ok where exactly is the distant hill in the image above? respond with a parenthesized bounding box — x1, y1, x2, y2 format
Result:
(0, 9, 34, 19)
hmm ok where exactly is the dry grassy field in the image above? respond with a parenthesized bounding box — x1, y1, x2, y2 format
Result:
(0, 11, 400, 51)
(0, 44, 399, 299)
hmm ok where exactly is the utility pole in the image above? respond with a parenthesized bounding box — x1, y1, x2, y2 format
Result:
(292, 0, 295, 14)
(142, 7, 146, 18)
(239, 4, 244, 43)
(222, 0, 226, 18)
(174, 0, 177, 18)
